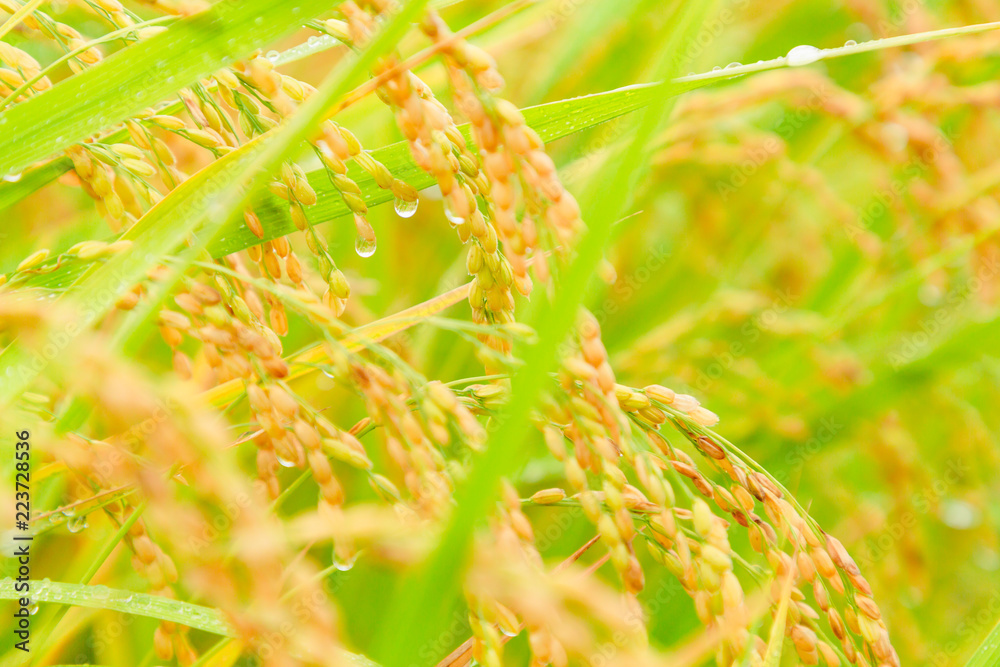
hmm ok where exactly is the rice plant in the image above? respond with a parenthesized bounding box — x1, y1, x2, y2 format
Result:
(1, 1, 1000, 666)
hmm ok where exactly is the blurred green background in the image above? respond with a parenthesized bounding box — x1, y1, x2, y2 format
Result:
(5, 0, 1000, 664)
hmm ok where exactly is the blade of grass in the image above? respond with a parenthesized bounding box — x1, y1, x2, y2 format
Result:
(0, 0, 45, 40)
(370, 3, 717, 665)
(763, 572, 795, 667)
(30, 486, 137, 536)
(0, 0, 433, 413)
(0, 0, 338, 178)
(0, 131, 272, 406)
(0, 579, 378, 665)
(965, 616, 1000, 667)
(0, 160, 71, 213)
(98, 21, 1000, 258)
(12, 21, 1000, 265)
(0, 0, 523, 215)
(0, 16, 177, 113)
(23, 277, 472, 494)
(34, 501, 148, 661)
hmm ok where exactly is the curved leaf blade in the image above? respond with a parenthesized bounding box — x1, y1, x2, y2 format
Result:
(0, 0, 337, 177)
(0, 579, 378, 665)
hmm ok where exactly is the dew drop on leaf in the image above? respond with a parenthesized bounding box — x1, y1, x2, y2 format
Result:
(66, 515, 88, 533)
(786, 44, 822, 67)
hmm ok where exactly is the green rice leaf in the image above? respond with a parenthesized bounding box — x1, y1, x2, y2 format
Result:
(966, 617, 1000, 667)
(370, 2, 718, 664)
(0, 579, 378, 666)
(0, 0, 338, 179)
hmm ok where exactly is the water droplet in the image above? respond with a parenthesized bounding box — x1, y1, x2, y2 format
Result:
(275, 453, 296, 468)
(712, 65, 722, 71)
(725, 62, 742, 69)
(393, 197, 418, 218)
(786, 44, 823, 67)
(443, 201, 464, 227)
(66, 515, 88, 533)
(334, 551, 358, 571)
(27, 601, 39, 615)
(266, 50, 280, 62)
(61, 507, 77, 518)
(844, 39, 858, 47)
(499, 625, 518, 637)
(307, 35, 319, 46)
(355, 234, 376, 257)
(3, 172, 23, 183)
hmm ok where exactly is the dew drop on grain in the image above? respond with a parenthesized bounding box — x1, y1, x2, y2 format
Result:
(394, 196, 418, 218)
(443, 201, 464, 226)
(66, 515, 88, 533)
(333, 551, 357, 571)
(355, 234, 376, 258)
